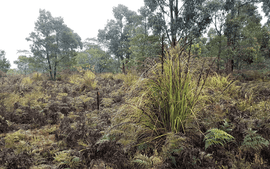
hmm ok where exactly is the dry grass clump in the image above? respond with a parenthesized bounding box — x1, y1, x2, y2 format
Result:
(29, 72, 44, 82)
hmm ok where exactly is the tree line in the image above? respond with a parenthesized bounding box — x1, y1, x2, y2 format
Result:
(1, 0, 270, 80)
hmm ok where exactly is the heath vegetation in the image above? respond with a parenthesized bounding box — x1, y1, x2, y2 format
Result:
(1, 0, 270, 168)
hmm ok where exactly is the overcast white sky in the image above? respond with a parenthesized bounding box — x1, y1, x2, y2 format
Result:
(0, 1, 268, 70)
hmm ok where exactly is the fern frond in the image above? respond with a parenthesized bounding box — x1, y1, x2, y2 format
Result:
(132, 153, 152, 168)
(220, 119, 233, 133)
(241, 128, 269, 152)
(204, 128, 235, 151)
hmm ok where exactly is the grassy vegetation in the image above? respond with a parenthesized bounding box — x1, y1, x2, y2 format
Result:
(1, 43, 270, 168)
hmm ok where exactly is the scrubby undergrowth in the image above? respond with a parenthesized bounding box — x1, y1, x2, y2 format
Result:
(0, 55, 270, 169)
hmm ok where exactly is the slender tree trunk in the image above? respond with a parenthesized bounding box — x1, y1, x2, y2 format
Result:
(169, 0, 178, 49)
(47, 52, 53, 80)
(217, 36, 222, 74)
(225, 36, 234, 75)
(225, 1, 236, 76)
(226, 59, 234, 75)
(122, 63, 125, 74)
(121, 60, 129, 75)
(161, 34, 165, 75)
(54, 61, 57, 80)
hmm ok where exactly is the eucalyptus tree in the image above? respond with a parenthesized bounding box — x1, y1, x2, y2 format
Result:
(0, 50, 11, 73)
(200, 0, 270, 73)
(235, 2, 264, 68)
(125, 6, 165, 73)
(97, 4, 138, 74)
(73, 38, 101, 72)
(143, 0, 270, 74)
(13, 55, 32, 75)
(220, 0, 270, 74)
(203, 1, 266, 73)
(261, 0, 270, 23)
(183, 34, 209, 58)
(26, 9, 83, 80)
(74, 39, 117, 74)
(222, 1, 265, 72)
(259, 23, 270, 59)
(200, 0, 231, 72)
(259, 0, 270, 60)
(14, 50, 47, 75)
(205, 29, 228, 71)
(143, 0, 214, 50)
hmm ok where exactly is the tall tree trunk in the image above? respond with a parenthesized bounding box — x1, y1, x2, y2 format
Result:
(54, 61, 57, 80)
(161, 35, 165, 75)
(121, 60, 129, 75)
(225, 40, 234, 75)
(122, 63, 126, 75)
(226, 59, 234, 75)
(225, 0, 236, 76)
(169, 0, 178, 49)
(217, 36, 222, 74)
(47, 52, 53, 80)
(225, 39, 234, 75)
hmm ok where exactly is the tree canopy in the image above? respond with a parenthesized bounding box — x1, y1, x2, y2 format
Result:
(0, 50, 11, 73)
(25, 9, 83, 80)
(4, 0, 270, 77)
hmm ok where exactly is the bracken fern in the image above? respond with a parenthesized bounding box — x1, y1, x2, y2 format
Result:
(240, 128, 269, 153)
(204, 128, 235, 151)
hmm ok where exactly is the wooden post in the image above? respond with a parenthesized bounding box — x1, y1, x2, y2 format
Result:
(97, 91, 100, 110)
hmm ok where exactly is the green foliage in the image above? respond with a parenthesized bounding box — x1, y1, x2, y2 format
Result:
(3, 92, 20, 113)
(97, 5, 136, 73)
(259, 23, 270, 58)
(131, 153, 153, 168)
(219, 119, 233, 133)
(27, 55, 49, 73)
(56, 51, 79, 72)
(4, 129, 27, 148)
(131, 148, 163, 169)
(145, 44, 200, 134)
(230, 3, 264, 67)
(3, 84, 49, 113)
(6, 69, 22, 76)
(53, 150, 81, 169)
(240, 128, 269, 153)
(127, 29, 161, 71)
(206, 34, 228, 65)
(73, 41, 117, 74)
(222, 2, 265, 69)
(133, 43, 210, 147)
(144, 0, 213, 43)
(204, 128, 235, 151)
(13, 55, 33, 75)
(184, 35, 209, 58)
(25, 9, 83, 81)
(0, 50, 11, 73)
